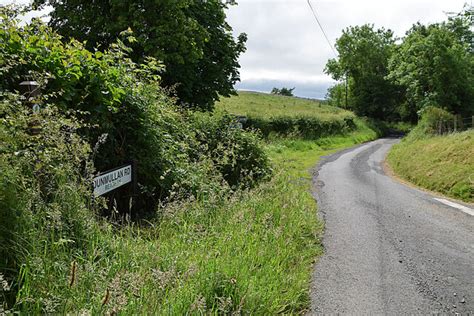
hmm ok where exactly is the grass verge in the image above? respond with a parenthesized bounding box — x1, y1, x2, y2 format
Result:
(387, 130, 474, 203)
(7, 122, 377, 314)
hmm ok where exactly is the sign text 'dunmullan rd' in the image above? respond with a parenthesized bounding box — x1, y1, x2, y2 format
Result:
(93, 165, 132, 197)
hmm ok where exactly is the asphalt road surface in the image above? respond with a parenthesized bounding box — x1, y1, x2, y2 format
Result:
(310, 138, 474, 314)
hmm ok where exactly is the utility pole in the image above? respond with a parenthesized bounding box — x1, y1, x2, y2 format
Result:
(345, 74, 348, 109)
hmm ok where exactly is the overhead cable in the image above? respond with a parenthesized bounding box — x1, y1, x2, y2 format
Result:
(306, 0, 338, 57)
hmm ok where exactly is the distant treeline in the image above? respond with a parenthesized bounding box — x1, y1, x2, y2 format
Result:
(325, 5, 473, 123)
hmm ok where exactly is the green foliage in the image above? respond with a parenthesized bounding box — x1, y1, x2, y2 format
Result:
(326, 82, 347, 108)
(447, 5, 474, 53)
(0, 9, 274, 313)
(33, 0, 247, 111)
(191, 113, 271, 189)
(325, 7, 473, 123)
(325, 24, 401, 120)
(387, 20, 474, 120)
(271, 87, 295, 96)
(404, 106, 455, 140)
(0, 92, 95, 307)
(0, 9, 270, 212)
(244, 116, 356, 139)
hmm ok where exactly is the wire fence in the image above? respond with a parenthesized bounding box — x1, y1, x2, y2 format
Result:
(435, 116, 474, 135)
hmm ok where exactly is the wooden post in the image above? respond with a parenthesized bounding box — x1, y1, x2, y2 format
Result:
(129, 160, 138, 216)
(454, 116, 457, 132)
(19, 81, 41, 135)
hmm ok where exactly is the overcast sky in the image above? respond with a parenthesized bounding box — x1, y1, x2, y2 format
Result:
(1, 0, 470, 99)
(226, 0, 469, 99)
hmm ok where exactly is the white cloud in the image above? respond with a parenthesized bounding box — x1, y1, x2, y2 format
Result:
(227, 0, 468, 98)
(1, 0, 468, 98)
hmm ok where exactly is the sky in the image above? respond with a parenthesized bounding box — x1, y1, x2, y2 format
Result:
(1, 0, 470, 99)
(225, 0, 469, 99)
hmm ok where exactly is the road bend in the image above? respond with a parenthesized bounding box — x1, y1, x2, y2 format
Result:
(310, 138, 474, 314)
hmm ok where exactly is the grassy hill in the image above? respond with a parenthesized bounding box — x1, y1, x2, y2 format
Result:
(217, 91, 351, 121)
(387, 130, 474, 202)
(216, 91, 358, 139)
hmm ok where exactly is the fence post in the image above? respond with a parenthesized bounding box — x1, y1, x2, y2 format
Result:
(454, 116, 457, 132)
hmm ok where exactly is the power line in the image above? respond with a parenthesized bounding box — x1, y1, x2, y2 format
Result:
(306, 0, 337, 57)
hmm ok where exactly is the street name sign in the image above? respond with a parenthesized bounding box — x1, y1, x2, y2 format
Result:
(93, 164, 132, 197)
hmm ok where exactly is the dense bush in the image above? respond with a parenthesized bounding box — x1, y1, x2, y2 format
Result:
(243, 115, 356, 139)
(0, 7, 271, 212)
(191, 114, 271, 188)
(407, 106, 455, 140)
(1, 7, 272, 312)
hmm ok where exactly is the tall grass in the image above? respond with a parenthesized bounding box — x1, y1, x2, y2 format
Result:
(2, 120, 378, 314)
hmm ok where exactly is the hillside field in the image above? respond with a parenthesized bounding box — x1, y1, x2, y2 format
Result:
(217, 91, 352, 121)
(216, 91, 359, 139)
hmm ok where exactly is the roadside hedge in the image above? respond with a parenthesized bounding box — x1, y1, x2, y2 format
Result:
(243, 115, 356, 139)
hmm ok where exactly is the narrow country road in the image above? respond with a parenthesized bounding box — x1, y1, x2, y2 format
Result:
(310, 138, 474, 314)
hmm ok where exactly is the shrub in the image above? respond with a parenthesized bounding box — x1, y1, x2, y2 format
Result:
(407, 106, 455, 140)
(271, 87, 295, 96)
(0, 8, 271, 213)
(191, 113, 272, 189)
(0, 93, 96, 307)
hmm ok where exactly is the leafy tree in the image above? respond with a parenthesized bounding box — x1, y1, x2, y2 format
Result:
(447, 5, 474, 53)
(33, 0, 247, 111)
(326, 82, 348, 108)
(271, 87, 295, 96)
(387, 19, 474, 120)
(325, 24, 401, 120)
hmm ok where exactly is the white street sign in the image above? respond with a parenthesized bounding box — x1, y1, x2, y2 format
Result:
(93, 164, 132, 197)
